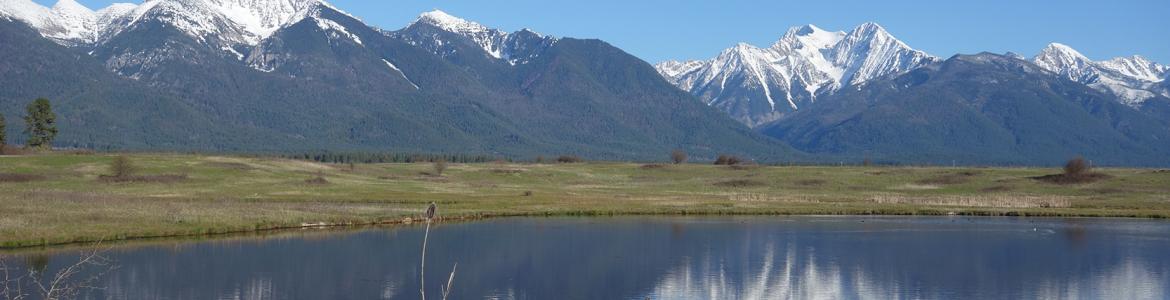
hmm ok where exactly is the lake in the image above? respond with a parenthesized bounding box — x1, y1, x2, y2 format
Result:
(5, 216, 1170, 299)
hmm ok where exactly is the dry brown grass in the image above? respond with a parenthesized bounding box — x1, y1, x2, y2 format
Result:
(0, 173, 48, 183)
(980, 185, 1014, 192)
(729, 193, 820, 203)
(0, 148, 35, 155)
(1032, 173, 1111, 184)
(795, 179, 826, 186)
(304, 176, 329, 185)
(727, 164, 759, 171)
(488, 168, 525, 174)
(869, 194, 1072, 208)
(200, 161, 255, 171)
(98, 174, 188, 183)
(714, 179, 765, 188)
(917, 171, 980, 185)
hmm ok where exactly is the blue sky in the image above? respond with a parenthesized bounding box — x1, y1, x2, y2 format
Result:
(39, 0, 1170, 63)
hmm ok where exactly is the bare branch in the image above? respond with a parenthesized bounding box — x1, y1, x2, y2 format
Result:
(28, 240, 117, 300)
(0, 257, 28, 300)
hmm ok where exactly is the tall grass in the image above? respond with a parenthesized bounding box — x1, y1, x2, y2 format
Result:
(869, 194, 1072, 208)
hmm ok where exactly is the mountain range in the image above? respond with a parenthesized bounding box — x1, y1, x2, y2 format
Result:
(655, 23, 1170, 166)
(0, 0, 790, 161)
(656, 23, 938, 127)
(656, 24, 1170, 128)
(2, 0, 1168, 165)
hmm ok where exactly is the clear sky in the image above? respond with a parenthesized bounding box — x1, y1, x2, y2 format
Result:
(37, 0, 1170, 63)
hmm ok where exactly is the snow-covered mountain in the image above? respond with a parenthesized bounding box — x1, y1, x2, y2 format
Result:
(393, 9, 557, 65)
(1, 0, 790, 161)
(1033, 43, 1169, 106)
(0, 0, 136, 44)
(0, 0, 354, 48)
(1, 0, 378, 78)
(655, 23, 938, 127)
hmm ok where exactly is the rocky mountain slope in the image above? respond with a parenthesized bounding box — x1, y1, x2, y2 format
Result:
(1032, 43, 1169, 106)
(655, 23, 938, 127)
(759, 53, 1170, 166)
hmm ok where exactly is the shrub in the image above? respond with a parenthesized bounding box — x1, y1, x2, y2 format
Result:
(109, 155, 136, 178)
(305, 173, 329, 185)
(1064, 156, 1088, 176)
(433, 158, 448, 176)
(556, 155, 584, 163)
(1032, 157, 1109, 184)
(534, 156, 545, 164)
(715, 155, 743, 165)
(670, 150, 687, 164)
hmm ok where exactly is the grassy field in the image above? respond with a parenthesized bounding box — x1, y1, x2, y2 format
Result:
(1, 153, 1169, 248)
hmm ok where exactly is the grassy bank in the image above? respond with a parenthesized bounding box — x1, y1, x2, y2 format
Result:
(1, 153, 1169, 248)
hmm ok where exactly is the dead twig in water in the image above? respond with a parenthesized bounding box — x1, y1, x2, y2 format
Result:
(1, 240, 115, 300)
(33, 241, 115, 300)
(420, 202, 436, 300)
(0, 258, 26, 300)
(441, 263, 457, 300)
(419, 203, 458, 300)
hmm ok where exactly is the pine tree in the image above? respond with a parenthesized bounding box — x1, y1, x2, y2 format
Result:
(23, 98, 57, 149)
(0, 113, 7, 150)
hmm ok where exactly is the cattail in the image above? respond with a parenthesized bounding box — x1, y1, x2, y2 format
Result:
(426, 202, 437, 221)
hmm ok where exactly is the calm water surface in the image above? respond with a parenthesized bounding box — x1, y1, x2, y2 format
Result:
(7, 216, 1170, 299)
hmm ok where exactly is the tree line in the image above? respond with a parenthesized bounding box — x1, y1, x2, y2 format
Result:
(0, 98, 57, 152)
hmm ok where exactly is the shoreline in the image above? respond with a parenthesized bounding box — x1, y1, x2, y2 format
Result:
(4, 208, 1169, 251)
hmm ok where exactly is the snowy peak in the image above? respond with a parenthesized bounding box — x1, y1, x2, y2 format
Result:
(129, 0, 335, 46)
(399, 9, 557, 64)
(0, 0, 346, 46)
(656, 60, 706, 80)
(44, 0, 96, 40)
(1032, 43, 1169, 105)
(414, 9, 490, 36)
(778, 24, 844, 50)
(50, 0, 92, 16)
(1101, 55, 1168, 82)
(0, 0, 106, 42)
(0, 0, 51, 27)
(655, 22, 936, 126)
(1033, 43, 1095, 80)
(828, 22, 935, 84)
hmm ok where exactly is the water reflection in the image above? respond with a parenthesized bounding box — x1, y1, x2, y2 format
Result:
(651, 244, 895, 300)
(643, 217, 1169, 299)
(3, 217, 1167, 299)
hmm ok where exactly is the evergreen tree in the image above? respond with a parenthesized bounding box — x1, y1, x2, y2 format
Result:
(23, 98, 58, 149)
(0, 113, 7, 150)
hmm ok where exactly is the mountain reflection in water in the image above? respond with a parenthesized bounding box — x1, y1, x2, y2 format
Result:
(7, 216, 1168, 299)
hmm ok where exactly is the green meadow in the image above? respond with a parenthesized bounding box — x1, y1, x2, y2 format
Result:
(1, 153, 1169, 248)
